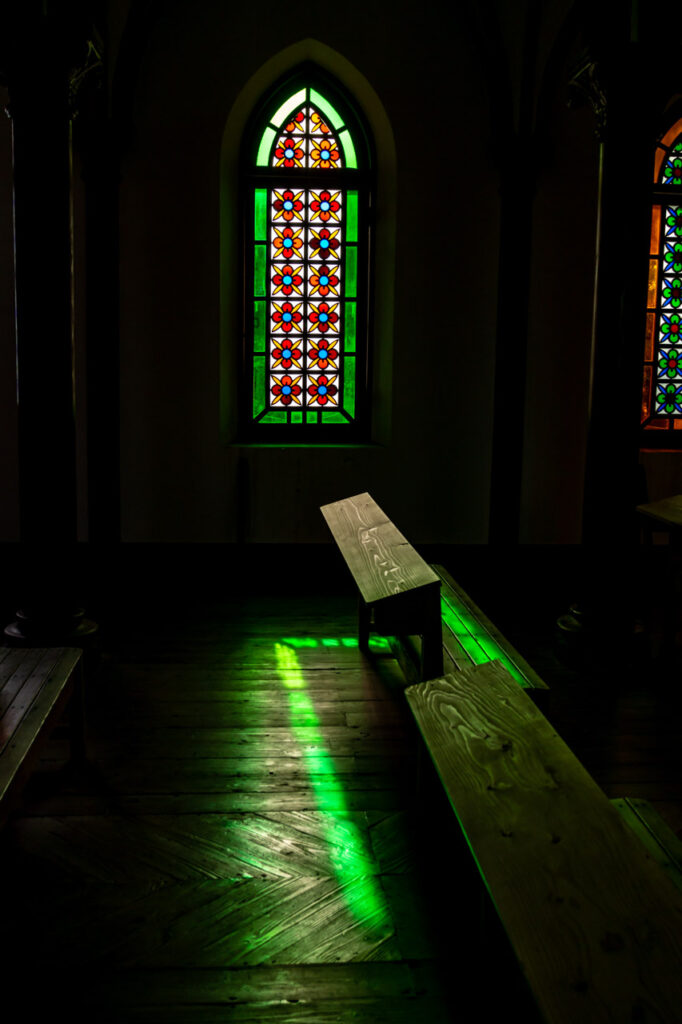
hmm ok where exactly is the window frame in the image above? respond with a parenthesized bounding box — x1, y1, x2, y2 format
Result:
(239, 68, 375, 444)
(641, 115, 682, 448)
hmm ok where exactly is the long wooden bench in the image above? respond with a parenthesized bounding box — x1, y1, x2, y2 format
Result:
(321, 492, 444, 680)
(322, 494, 548, 697)
(0, 646, 84, 828)
(406, 661, 682, 1023)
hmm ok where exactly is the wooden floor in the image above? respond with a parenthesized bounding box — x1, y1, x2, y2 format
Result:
(1, 560, 681, 1022)
(0, 592, 483, 1023)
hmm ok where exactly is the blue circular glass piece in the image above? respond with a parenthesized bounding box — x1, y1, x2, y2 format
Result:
(319, 276, 329, 286)
(320, 239, 329, 248)
(282, 385, 291, 395)
(319, 349, 328, 359)
(318, 385, 327, 395)
(283, 312, 292, 322)
(283, 275, 293, 286)
(283, 200, 293, 210)
(285, 148, 294, 159)
(321, 201, 330, 211)
(282, 348, 292, 359)
(319, 313, 328, 322)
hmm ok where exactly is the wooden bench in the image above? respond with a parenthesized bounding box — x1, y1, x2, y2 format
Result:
(611, 796, 682, 892)
(406, 661, 682, 1023)
(0, 646, 84, 828)
(406, 562, 548, 697)
(321, 492, 444, 680)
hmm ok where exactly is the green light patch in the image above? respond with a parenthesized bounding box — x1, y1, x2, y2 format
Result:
(273, 643, 393, 934)
(440, 595, 525, 686)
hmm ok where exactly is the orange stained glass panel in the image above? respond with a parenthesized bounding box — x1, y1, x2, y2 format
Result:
(650, 206, 661, 253)
(642, 365, 652, 421)
(675, 419, 682, 429)
(646, 418, 668, 429)
(644, 312, 655, 362)
(648, 259, 659, 307)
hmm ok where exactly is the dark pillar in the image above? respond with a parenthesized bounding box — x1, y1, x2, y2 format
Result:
(488, 140, 536, 545)
(3, 12, 96, 642)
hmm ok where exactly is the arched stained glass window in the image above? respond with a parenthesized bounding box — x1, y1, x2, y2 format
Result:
(641, 117, 682, 443)
(242, 74, 372, 441)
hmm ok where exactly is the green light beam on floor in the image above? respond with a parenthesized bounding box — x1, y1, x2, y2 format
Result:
(279, 636, 392, 652)
(274, 642, 392, 936)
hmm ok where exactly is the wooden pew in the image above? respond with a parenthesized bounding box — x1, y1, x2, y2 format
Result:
(405, 660, 682, 1024)
(321, 492, 443, 680)
(0, 646, 84, 828)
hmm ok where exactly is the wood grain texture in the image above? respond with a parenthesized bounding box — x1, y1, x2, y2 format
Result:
(612, 797, 682, 891)
(406, 661, 682, 1024)
(0, 600, 456, 1023)
(320, 493, 439, 606)
(432, 563, 548, 691)
(0, 646, 82, 822)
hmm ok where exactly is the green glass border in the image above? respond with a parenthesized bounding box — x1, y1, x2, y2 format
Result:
(271, 89, 307, 132)
(291, 410, 303, 423)
(344, 302, 356, 353)
(343, 355, 356, 417)
(345, 247, 357, 298)
(256, 126, 277, 167)
(261, 409, 288, 424)
(254, 245, 266, 296)
(253, 356, 266, 418)
(310, 89, 344, 131)
(321, 410, 348, 423)
(254, 189, 268, 239)
(254, 301, 266, 352)
(346, 192, 358, 242)
(338, 129, 357, 169)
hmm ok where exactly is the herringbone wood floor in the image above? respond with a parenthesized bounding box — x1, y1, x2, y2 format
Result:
(0, 595, 480, 1023)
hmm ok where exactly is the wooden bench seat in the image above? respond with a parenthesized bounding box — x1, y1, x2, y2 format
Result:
(395, 562, 549, 696)
(611, 796, 682, 892)
(321, 492, 443, 680)
(0, 646, 84, 828)
(406, 661, 682, 1023)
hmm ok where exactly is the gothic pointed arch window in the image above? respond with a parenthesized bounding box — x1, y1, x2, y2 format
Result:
(641, 116, 682, 444)
(241, 71, 373, 441)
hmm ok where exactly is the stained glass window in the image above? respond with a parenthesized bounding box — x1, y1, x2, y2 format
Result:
(641, 118, 682, 441)
(244, 79, 370, 439)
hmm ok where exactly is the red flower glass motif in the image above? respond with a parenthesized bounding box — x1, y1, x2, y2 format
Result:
(309, 227, 340, 260)
(272, 300, 303, 333)
(271, 374, 303, 406)
(308, 302, 339, 333)
(272, 189, 304, 222)
(284, 110, 306, 133)
(307, 374, 338, 406)
(308, 339, 338, 371)
(273, 225, 303, 260)
(272, 339, 302, 370)
(310, 190, 341, 223)
(310, 139, 340, 169)
(309, 265, 339, 297)
(310, 111, 332, 135)
(272, 264, 303, 297)
(274, 136, 304, 168)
